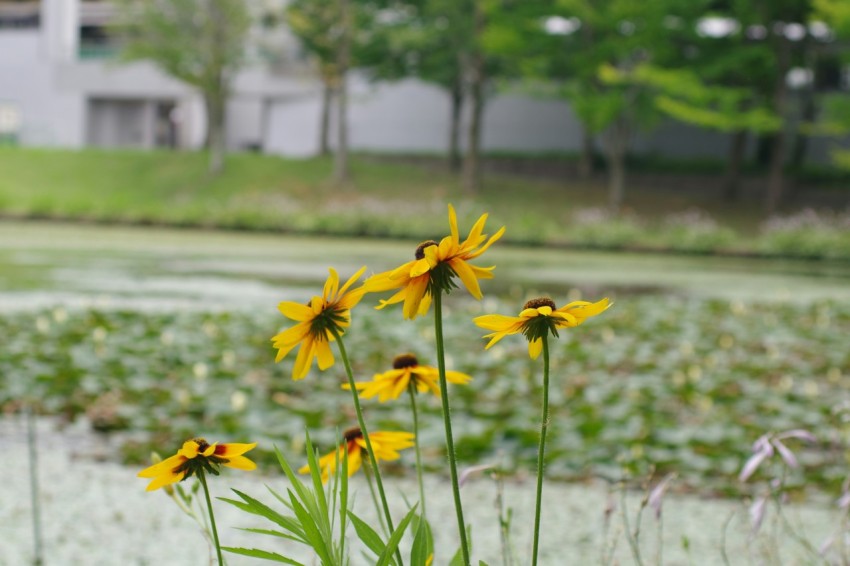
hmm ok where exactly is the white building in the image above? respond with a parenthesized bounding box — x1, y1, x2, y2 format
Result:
(0, 0, 842, 164)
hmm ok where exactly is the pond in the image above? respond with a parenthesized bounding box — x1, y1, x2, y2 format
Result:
(3, 220, 849, 564)
(2, 220, 849, 311)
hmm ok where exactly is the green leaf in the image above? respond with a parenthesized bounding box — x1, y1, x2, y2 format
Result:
(376, 504, 419, 566)
(409, 514, 433, 566)
(288, 490, 335, 565)
(305, 431, 330, 530)
(221, 490, 307, 544)
(222, 546, 305, 565)
(348, 511, 387, 558)
(236, 527, 305, 545)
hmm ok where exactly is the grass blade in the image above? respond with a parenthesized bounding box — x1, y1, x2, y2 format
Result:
(222, 546, 305, 565)
(376, 504, 418, 566)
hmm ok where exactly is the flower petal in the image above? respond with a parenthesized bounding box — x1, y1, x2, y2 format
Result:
(528, 338, 543, 360)
(449, 258, 482, 299)
(215, 442, 258, 458)
(292, 337, 316, 380)
(277, 302, 315, 321)
(223, 455, 257, 471)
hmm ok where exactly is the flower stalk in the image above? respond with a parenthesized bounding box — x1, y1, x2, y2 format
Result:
(531, 335, 550, 566)
(434, 289, 470, 565)
(331, 326, 403, 566)
(26, 403, 44, 566)
(407, 382, 427, 519)
(197, 470, 224, 566)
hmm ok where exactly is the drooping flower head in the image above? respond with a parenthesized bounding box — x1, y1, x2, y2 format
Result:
(300, 427, 415, 483)
(138, 438, 257, 492)
(272, 266, 367, 380)
(365, 205, 505, 319)
(343, 353, 472, 402)
(474, 297, 611, 359)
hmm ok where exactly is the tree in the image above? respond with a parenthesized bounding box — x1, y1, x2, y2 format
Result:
(286, 0, 341, 158)
(486, 0, 707, 212)
(562, 0, 705, 212)
(639, 1, 824, 214)
(812, 0, 850, 170)
(360, 0, 471, 172)
(112, 0, 250, 175)
(286, 0, 396, 185)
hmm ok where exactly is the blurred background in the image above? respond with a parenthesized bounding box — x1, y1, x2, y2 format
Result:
(1, 0, 850, 563)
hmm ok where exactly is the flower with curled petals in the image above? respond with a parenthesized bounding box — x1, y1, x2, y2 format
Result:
(342, 353, 472, 401)
(474, 297, 611, 359)
(365, 204, 505, 319)
(138, 438, 257, 492)
(272, 266, 366, 380)
(299, 427, 415, 483)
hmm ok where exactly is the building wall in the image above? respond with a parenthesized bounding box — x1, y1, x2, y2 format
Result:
(1, 0, 847, 165)
(0, 30, 85, 147)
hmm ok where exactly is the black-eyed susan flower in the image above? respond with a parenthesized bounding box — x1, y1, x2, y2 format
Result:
(272, 266, 366, 380)
(343, 353, 472, 401)
(138, 438, 257, 492)
(300, 427, 414, 482)
(365, 204, 505, 319)
(474, 297, 611, 358)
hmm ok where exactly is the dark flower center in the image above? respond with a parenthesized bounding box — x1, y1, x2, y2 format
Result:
(392, 353, 419, 369)
(172, 437, 228, 479)
(524, 297, 556, 311)
(415, 240, 438, 260)
(343, 426, 363, 442)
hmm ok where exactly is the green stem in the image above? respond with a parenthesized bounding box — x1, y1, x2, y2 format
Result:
(407, 383, 427, 519)
(331, 328, 403, 566)
(433, 290, 470, 565)
(26, 404, 44, 566)
(198, 470, 224, 566)
(531, 336, 550, 566)
(362, 462, 388, 535)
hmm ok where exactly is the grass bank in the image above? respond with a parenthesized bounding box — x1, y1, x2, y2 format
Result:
(1, 147, 848, 259)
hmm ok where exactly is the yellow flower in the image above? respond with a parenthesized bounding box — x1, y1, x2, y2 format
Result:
(272, 266, 367, 380)
(138, 438, 257, 492)
(474, 297, 611, 359)
(343, 353, 472, 401)
(365, 204, 505, 319)
(300, 427, 415, 483)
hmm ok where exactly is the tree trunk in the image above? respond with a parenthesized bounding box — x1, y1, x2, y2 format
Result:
(462, 1, 485, 195)
(766, 38, 790, 216)
(723, 129, 747, 201)
(319, 76, 333, 157)
(205, 90, 226, 175)
(332, 0, 351, 186)
(578, 126, 594, 179)
(790, 42, 817, 171)
(462, 73, 483, 194)
(448, 77, 463, 173)
(607, 146, 625, 214)
(205, 0, 227, 175)
(605, 116, 628, 214)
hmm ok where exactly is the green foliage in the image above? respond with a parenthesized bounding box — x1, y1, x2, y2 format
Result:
(221, 437, 350, 564)
(111, 0, 249, 92)
(222, 434, 416, 565)
(601, 64, 782, 134)
(6, 294, 850, 494)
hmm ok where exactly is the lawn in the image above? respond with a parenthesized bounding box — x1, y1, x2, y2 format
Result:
(1, 147, 849, 259)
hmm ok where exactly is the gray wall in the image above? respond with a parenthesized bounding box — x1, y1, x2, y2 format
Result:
(0, 30, 84, 147)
